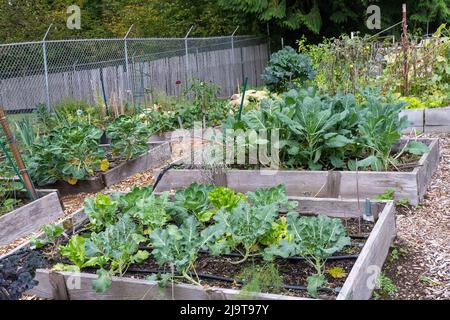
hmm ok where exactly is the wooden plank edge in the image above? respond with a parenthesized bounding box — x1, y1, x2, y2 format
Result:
(30, 269, 309, 300)
(336, 202, 396, 300)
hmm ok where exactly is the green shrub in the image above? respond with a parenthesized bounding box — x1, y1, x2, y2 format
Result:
(262, 46, 316, 92)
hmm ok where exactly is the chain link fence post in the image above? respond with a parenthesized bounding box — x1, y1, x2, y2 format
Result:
(184, 26, 194, 89)
(231, 26, 239, 92)
(42, 24, 52, 111)
(124, 25, 134, 105)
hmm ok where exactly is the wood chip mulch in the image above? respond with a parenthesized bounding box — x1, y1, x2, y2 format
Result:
(380, 133, 450, 300)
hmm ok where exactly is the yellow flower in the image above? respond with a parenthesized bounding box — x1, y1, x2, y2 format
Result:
(100, 159, 110, 172)
(349, 64, 354, 68)
(67, 177, 78, 185)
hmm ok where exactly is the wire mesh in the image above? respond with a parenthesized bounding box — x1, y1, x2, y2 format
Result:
(0, 35, 269, 114)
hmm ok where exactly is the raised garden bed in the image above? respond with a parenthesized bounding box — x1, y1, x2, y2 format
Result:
(5, 193, 396, 300)
(154, 138, 439, 205)
(41, 141, 173, 195)
(0, 190, 64, 247)
(401, 106, 450, 133)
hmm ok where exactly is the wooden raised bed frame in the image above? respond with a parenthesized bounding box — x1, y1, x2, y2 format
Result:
(7, 196, 396, 300)
(0, 189, 64, 247)
(43, 141, 173, 195)
(154, 138, 439, 205)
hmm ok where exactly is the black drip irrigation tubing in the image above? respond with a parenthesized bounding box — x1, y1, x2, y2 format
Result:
(125, 267, 339, 294)
(137, 246, 359, 261)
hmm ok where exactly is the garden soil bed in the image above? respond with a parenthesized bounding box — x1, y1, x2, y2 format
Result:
(154, 138, 439, 205)
(10, 197, 396, 300)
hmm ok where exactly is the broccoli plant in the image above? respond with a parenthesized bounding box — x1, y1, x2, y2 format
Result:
(150, 216, 220, 286)
(261, 46, 316, 92)
(84, 215, 149, 293)
(205, 202, 279, 263)
(264, 213, 350, 297)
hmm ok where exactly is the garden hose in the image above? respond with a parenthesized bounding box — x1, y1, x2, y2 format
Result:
(151, 162, 177, 192)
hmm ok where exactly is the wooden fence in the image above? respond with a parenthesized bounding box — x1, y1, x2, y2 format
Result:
(0, 42, 269, 112)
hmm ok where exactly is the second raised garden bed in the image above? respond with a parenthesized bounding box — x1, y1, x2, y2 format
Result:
(43, 141, 173, 195)
(4, 192, 396, 300)
(0, 189, 64, 247)
(154, 138, 439, 205)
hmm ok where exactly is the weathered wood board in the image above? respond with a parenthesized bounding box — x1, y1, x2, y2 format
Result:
(154, 138, 439, 205)
(102, 142, 172, 186)
(402, 107, 450, 133)
(20, 197, 395, 300)
(337, 202, 395, 300)
(41, 141, 173, 195)
(0, 191, 64, 247)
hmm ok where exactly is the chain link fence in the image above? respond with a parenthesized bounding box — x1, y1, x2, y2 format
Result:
(0, 35, 269, 114)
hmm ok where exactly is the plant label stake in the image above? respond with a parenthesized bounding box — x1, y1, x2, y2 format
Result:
(237, 77, 248, 122)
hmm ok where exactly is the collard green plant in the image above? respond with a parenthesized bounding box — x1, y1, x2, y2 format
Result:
(261, 46, 316, 92)
(27, 122, 107, 185)
(264, 213, 350, 297)
(106, 115, 150, 160)
(224, 87, 429, 171)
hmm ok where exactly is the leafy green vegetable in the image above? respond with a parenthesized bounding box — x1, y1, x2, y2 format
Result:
(106, 115, 150, 160)
(208, 186, 246, 213)
(247, 184, 297, 209)
(150, 216, 220, 285)
(30, 224, 64, 249)
(84, 193, 119, 232)
(258, 216, 292, 246)
(205, 202, 279, 263)
(27, 122, 107, 185)
(85, 215, 149, 292)
(404, 141, 430, 155)
(169, 183, 214, 223)
(125, 190, 171, 232)
(264, 213, 350, 297)
(58, 235, 104, 269)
